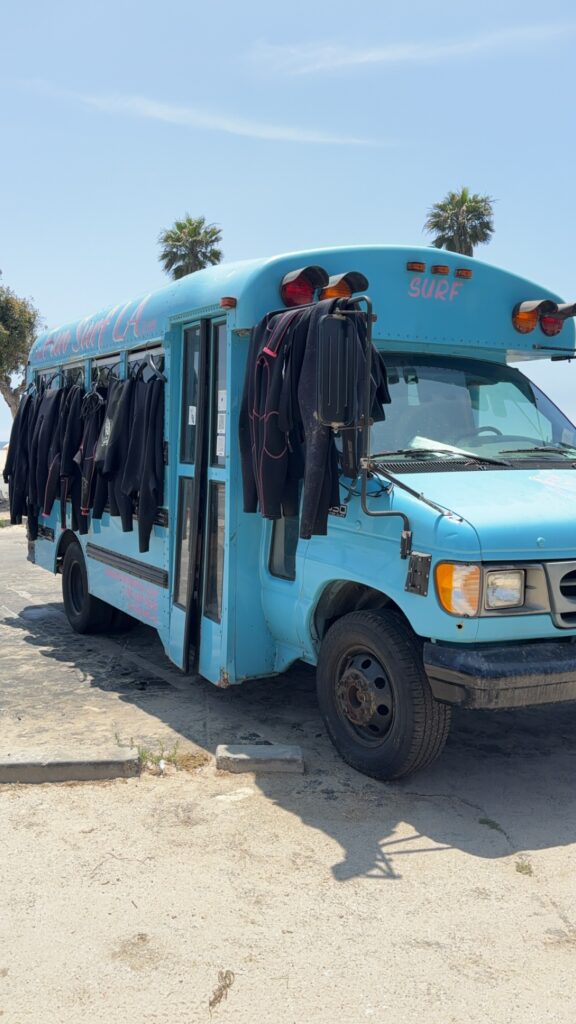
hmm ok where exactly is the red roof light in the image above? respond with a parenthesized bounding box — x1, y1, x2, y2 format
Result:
(280, 265, 329, 307)
(540, 315, 563, 337)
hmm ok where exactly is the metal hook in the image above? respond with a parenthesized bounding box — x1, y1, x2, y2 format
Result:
(148, 352, 166, 381)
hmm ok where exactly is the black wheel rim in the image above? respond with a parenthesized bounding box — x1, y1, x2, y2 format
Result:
(68, 562, 85, 617)
(334, 649, 395, 746)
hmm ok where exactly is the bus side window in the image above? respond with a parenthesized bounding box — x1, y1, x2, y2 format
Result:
(269, 516, 299, 581)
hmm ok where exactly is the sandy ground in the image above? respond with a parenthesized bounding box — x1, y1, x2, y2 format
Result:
(1, 527, 575, 1023)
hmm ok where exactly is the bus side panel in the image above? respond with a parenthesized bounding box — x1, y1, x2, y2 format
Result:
(228, 332, 277, 681)
(84, 514, 171, 635)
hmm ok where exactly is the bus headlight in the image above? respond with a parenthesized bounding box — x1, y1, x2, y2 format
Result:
(435, 563, 481, 616)
(485, 569, 525, 610)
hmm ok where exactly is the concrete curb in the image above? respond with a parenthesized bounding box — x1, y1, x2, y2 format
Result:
(215, 743, 304, 774)
(0, 749, 140, 784)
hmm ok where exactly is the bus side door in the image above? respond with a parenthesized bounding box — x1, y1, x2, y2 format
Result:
(168, 319, 228, 677)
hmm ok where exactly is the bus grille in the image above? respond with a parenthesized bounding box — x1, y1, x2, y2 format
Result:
(544, 562, 576, 628)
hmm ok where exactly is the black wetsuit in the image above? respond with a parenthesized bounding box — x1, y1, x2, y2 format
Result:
(59, 385, 85, 531)
(239, 300, 390, 539)
(3, 392, 33, 525)
(123, 376, 165, 553)
(74, 388, 107, 534)
(43, 384, 84, 522)
(105, 377, 136, 532)
(239, 307, 307, 520)
(92, 378, 122, 521)
(28, 388, 64, 539)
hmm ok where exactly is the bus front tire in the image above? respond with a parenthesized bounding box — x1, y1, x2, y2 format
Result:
(316, 610, 451, 781)
(62, 541, 115, 634)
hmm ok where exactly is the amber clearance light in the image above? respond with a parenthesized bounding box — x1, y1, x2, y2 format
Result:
(320, 271, 369, 300)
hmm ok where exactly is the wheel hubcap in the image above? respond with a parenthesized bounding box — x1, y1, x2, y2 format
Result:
(336, 652, 394, 743)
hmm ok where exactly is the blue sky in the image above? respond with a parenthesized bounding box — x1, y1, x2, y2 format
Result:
(2, 0, 576, 438)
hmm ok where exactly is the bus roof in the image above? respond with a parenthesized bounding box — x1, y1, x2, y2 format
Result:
(29, 245, 575, 368)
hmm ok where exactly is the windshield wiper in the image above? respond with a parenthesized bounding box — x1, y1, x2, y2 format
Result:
(501, 444, 576, 457)
(370, 447, 511, 467)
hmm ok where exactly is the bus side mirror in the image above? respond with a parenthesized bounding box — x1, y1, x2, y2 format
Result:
(316, 314, 359, 428)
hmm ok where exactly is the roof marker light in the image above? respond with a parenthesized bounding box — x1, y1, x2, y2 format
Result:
(280, 265, 329, 307)
(512, 299, 558, 334)
(406, 261, 426, 272)
(219, 296, 237, 308)
(320, 271, 369, 300)
(455, 268, 473, 279)
(431, 265, 450, 275)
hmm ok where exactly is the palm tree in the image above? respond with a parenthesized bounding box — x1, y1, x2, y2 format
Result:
(158, 215, 223, 279)
(423, 187, 494, 256)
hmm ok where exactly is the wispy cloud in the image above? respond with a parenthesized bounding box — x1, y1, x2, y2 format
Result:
(26, 82, 386, 146)
(248, 23, 576, 75)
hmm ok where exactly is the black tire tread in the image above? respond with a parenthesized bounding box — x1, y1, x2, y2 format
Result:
(318, 609, 451, 780)
(62, 542, 115, 635)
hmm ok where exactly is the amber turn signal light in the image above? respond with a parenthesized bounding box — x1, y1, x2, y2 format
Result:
(319, 271, 369, 300)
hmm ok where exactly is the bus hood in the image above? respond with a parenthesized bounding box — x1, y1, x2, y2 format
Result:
(394, 467, 576, 561)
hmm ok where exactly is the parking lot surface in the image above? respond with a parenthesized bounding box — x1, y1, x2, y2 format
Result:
(1, 526, 575, 1023)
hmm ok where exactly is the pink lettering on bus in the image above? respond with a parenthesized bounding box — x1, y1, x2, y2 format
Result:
(408, 276, 463, 302)
(112, 295, 151, 343)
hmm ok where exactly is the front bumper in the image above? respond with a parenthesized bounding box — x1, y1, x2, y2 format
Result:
(423, 639, 576, 709)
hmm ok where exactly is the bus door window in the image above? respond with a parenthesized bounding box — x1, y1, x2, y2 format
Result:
(174, 327, 201, 609)
(180, 326, 201, 464)
(202, 322, 227, 621)
(210, 323, 227, 467)
(174, 477, 194, 608)
(204, 482, 225, 621)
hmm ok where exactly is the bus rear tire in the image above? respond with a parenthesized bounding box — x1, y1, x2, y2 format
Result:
(62, 540, 115, 634)
(316, 610, 451, 781)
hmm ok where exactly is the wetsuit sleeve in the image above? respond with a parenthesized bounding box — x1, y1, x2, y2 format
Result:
(76, 391, 107, 533)
(120, 378, 147, 498)
(60, 386, 84, 531)
(4, 393, 32, 524)
(297, 300, 341, 539)
(43, 386, 72, 518)
(3, 395, 26, 483)
(109, 378, 135, 531)
(137, 378, 165, 553)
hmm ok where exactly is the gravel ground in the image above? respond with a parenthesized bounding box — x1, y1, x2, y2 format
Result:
(1, 526, 575, 1023)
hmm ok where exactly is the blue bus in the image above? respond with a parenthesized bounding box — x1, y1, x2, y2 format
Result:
(24, 245, 576, 779)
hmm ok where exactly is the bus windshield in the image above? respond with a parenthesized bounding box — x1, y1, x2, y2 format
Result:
(370, 354, 576, 461)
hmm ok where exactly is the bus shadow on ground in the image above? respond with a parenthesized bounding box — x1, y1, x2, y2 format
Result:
(5, 602, 576, 882)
